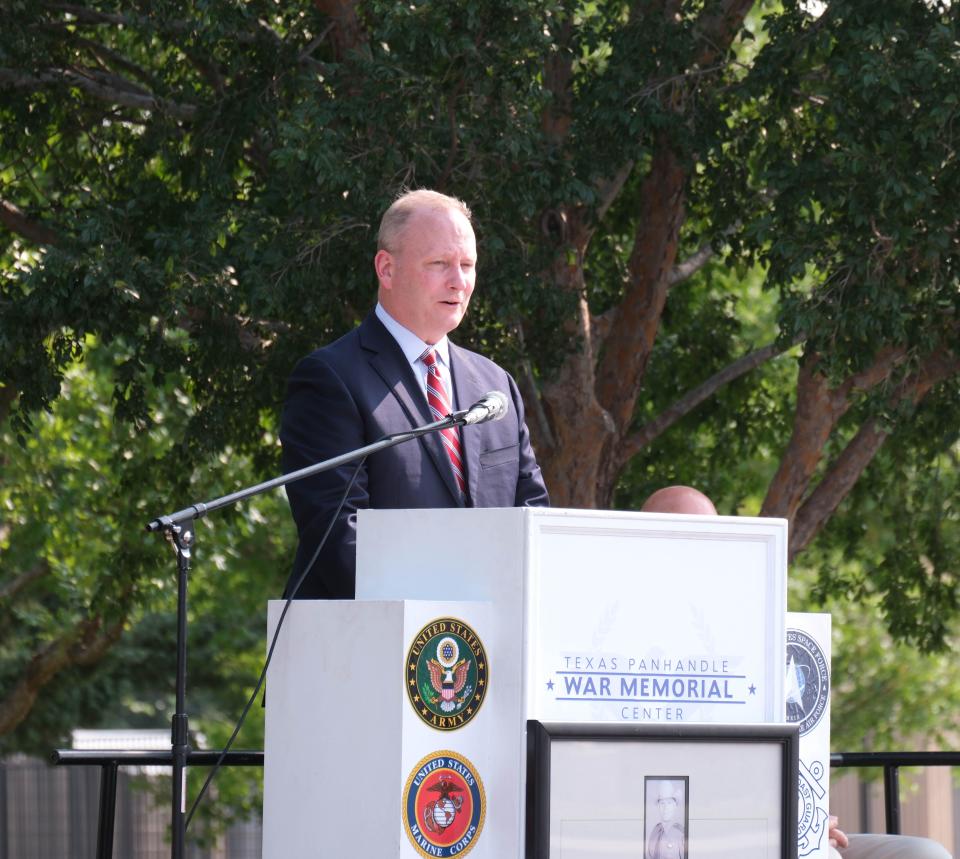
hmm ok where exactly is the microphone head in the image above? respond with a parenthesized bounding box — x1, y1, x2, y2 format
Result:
(463, 390, 509, 425)
(484, 390, 509, 423)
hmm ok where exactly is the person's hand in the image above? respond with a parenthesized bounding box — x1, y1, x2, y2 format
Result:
(829, 815, 850, 850)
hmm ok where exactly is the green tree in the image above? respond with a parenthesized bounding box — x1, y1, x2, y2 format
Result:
(0, 337, 290, 747)
(1, 0, 957, 751)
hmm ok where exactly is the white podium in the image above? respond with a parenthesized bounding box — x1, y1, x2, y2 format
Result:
(263, 507, 788, 858)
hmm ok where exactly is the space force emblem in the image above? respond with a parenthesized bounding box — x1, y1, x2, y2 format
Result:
(403, 751, 486, 859)
(406, 618, 487, 731)
(785, 628, 829, 736)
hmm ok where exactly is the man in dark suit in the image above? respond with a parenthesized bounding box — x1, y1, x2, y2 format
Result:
(280, 189, 549, 598)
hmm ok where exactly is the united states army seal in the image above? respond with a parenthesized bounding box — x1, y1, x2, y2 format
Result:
(406, 618, 487, 731)
(403, 751, 486, 858)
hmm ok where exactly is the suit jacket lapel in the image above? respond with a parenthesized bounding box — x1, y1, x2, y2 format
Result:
(359, 314, 464, 506)
(449, 342, 486, 507)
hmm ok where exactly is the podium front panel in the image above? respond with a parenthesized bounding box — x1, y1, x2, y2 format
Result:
(355, 508, 788, 859)
(526, 510, 787, 724)
(262, 599, 498, 858)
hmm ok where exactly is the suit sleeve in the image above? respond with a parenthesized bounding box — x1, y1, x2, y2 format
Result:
(507, 372, 550, 508)
(279, 352, 368, 598)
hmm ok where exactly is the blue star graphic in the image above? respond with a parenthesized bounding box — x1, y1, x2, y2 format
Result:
(748, 684, 757, 695)
(546, 679, 555, 691)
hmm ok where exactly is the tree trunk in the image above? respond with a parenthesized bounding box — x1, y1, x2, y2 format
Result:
(534, 145, 687, 508)
(531, 216, 615, 508)
(531, 0, 759, 509)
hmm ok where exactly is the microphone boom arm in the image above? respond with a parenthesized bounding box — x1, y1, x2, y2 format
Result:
(144, 391, 503, 859)
(145, 411, 465, 533)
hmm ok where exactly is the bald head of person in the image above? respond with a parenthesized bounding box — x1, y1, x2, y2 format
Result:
(641, 485, 718, 516)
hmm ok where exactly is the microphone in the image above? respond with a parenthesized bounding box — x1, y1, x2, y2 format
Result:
(455, 391, 509, 426)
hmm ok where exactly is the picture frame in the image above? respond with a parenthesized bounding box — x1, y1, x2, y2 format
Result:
(644, 775, 689, 859)
(526, 721, 799, 859)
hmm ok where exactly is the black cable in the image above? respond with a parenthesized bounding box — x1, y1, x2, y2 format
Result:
(184, 455, 367, 829)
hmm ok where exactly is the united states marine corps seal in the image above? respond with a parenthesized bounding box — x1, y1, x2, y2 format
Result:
(406, 618, 487, 731)
(785, 628, 829, 736)
(403, 750, 486, 858)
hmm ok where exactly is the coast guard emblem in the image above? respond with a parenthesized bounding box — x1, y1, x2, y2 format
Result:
(785, 628, 829, 736)
(406, 618, 487, 731)
(403, 751, 486, 859)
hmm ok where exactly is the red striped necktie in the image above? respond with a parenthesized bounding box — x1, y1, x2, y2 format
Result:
(421, 349, 466, 496)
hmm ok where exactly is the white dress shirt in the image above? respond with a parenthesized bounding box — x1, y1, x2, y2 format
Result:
(375, 303, 457, 407)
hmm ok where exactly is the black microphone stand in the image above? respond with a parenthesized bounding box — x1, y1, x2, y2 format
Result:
(145, 411, 471, 859)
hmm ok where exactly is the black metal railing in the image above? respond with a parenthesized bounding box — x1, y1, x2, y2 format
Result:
(830, 750, 960, 837)
(51, 749, 264, 859)
(53, 748, 960, 859)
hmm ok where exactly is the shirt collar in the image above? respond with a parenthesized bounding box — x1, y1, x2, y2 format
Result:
(375, 303, 451, 368)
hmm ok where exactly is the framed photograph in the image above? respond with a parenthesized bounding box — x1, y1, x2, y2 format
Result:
(644, 776, 689, 859)
(526, 721, 798, 859)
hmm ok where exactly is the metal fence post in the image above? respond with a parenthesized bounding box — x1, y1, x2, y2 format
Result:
(95, 762, 118, 859)
(883, 765, 901, 835)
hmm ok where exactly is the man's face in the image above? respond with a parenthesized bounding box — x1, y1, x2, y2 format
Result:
(657, 795, 678, 822)
(375, 207, 477, 344)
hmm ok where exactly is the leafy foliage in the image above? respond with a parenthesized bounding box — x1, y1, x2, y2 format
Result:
(1, 0, 958, 780)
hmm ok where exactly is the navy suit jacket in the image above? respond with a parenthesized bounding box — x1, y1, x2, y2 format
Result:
(280, 312, 549, 598)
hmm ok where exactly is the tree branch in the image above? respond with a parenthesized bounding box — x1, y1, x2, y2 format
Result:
(512, 322, 556, 452)
(0, 68, 197, 121)
(791, 418, 889, 559)
(41, 3, 191, 36)
(299, 22, 337, 62)
(761, 345, 909, 521)
(668, 241, 716, 286)
(0, 199, 62, 246)
(842, 345, 909, 397)
(540, 13, 574, 147)
(42, 3, 309, 54)
(789, 350, 960, 558)
(67, 33, 159, 90)
(693, 0, 756, 68)
(594, 161, 634, 222)
(0, 560, 50, 602)
(0, 613, 125, 736)
(595, 142, 686, 429)
(76, 65, 152, 98)
(42, 3, 131, 26)
(314, 0, 369, 61)
(667, 220, 742, 286)
(177, 307, 291, 352)
(437, 77, 466, 192)
(620, 336, 796, 464)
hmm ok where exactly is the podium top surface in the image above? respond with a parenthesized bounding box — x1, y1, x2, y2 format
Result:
(356, 506, 787, 601)
(358, 505, 786, 529)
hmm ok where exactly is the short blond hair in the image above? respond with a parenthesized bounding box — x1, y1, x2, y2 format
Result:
(377, 189, 473, 252)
